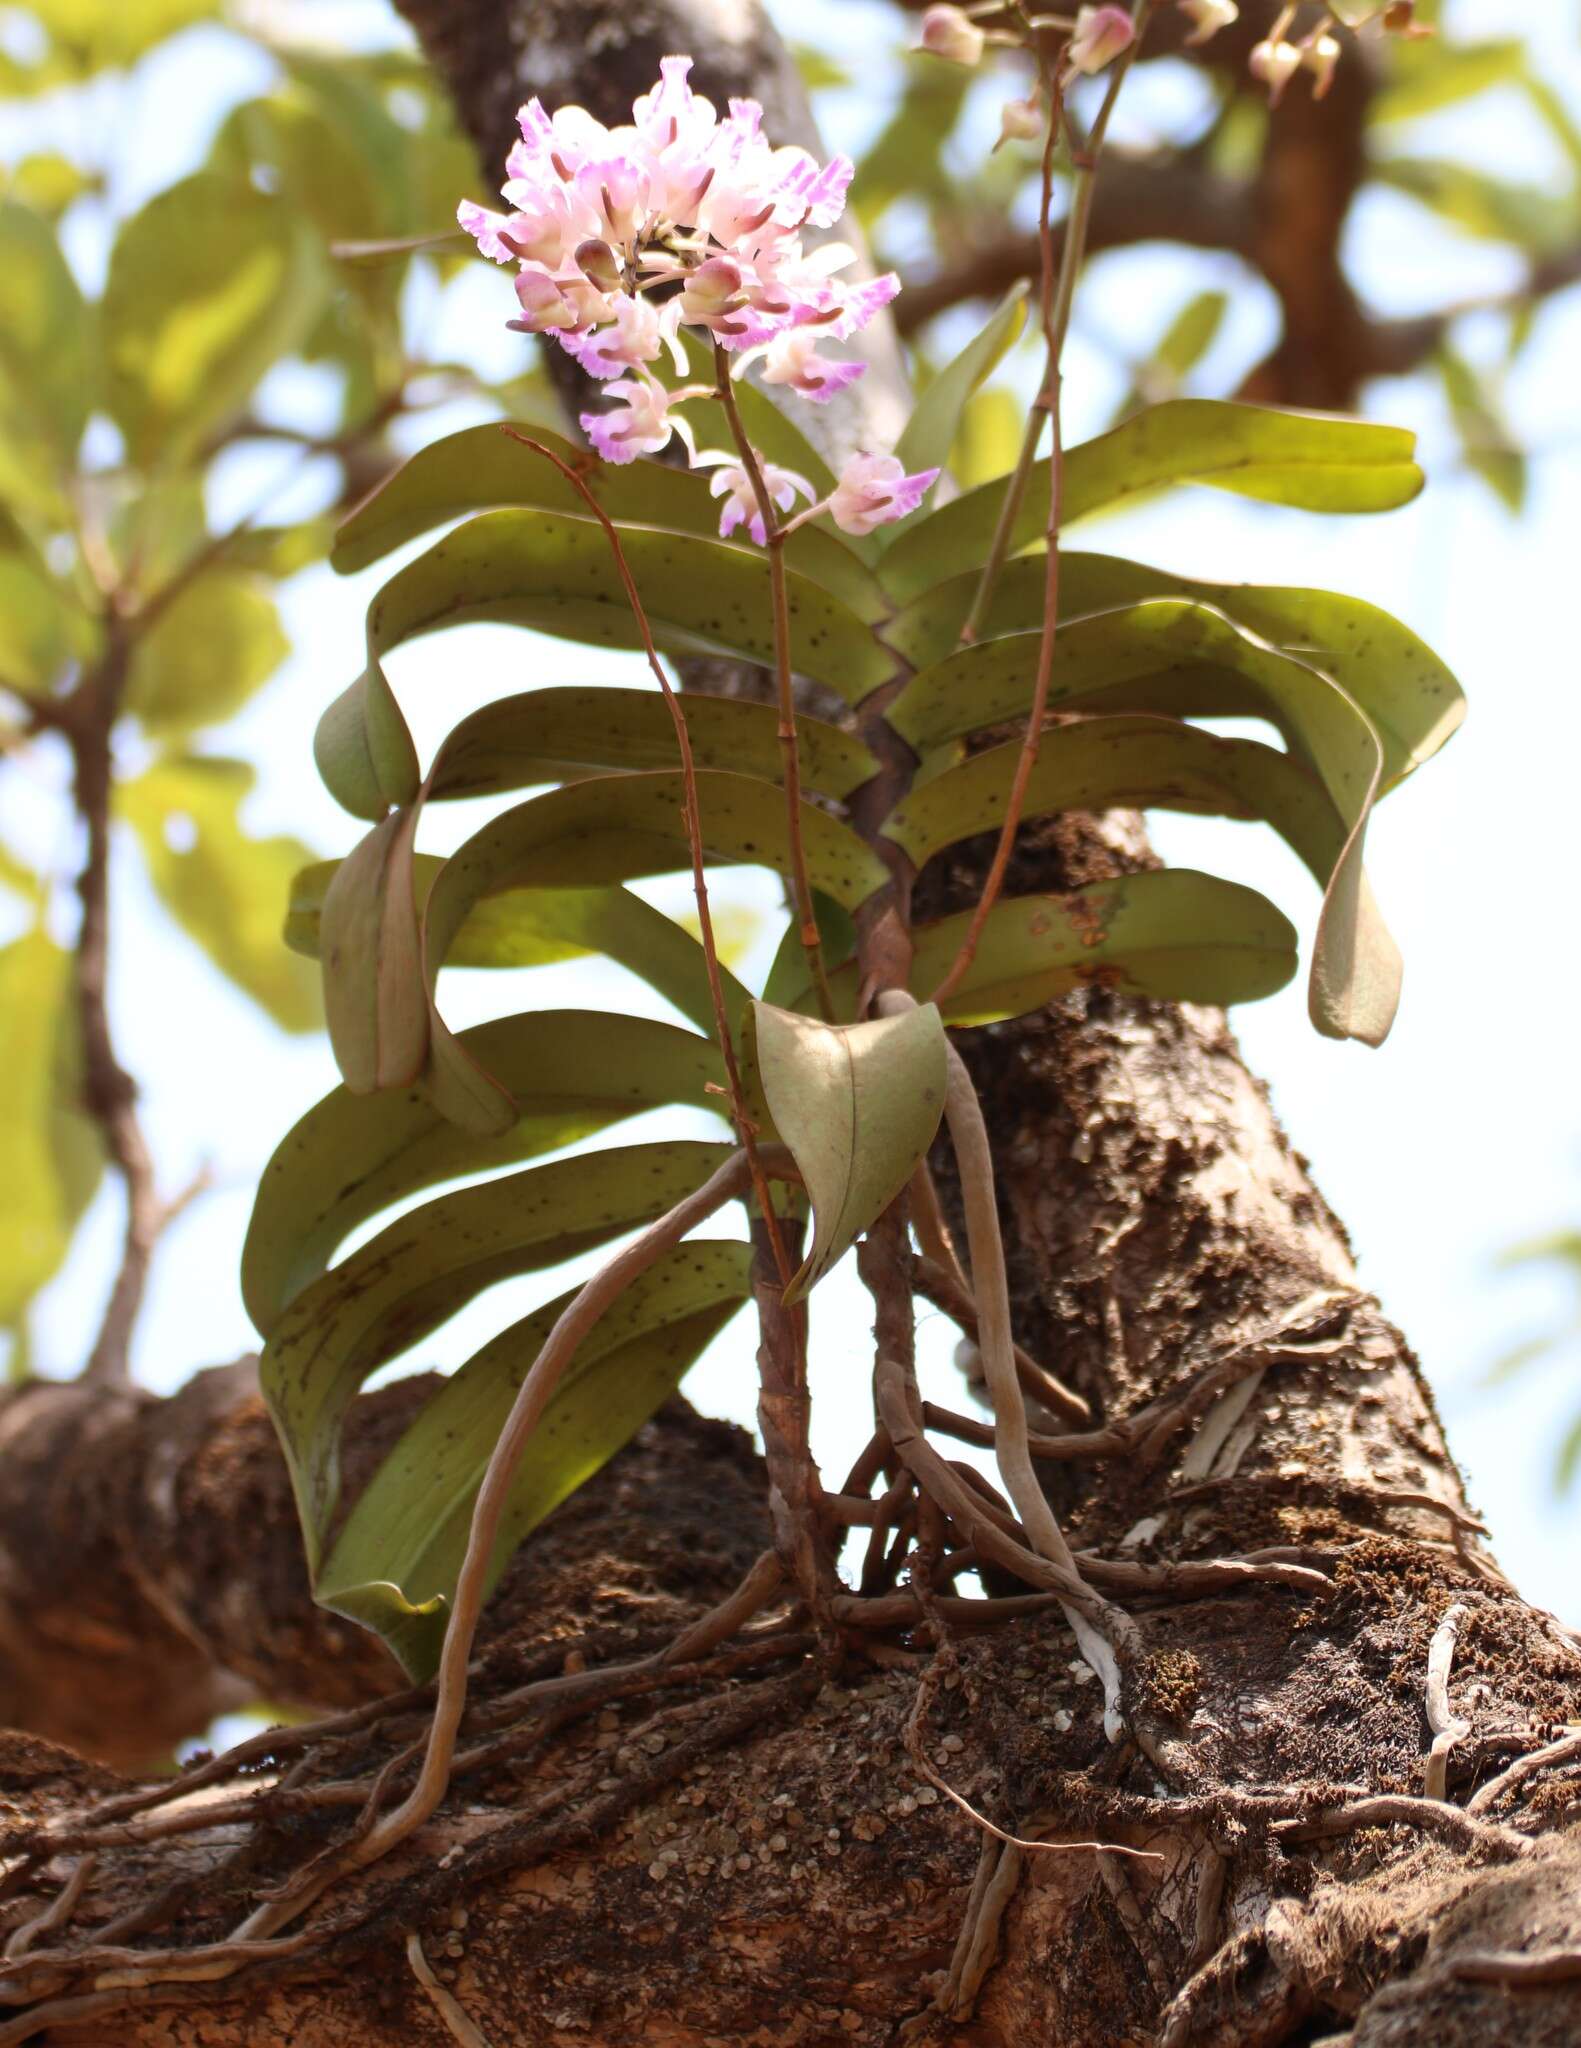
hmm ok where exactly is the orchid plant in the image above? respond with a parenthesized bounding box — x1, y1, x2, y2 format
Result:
(245, 4, 1461, 1869)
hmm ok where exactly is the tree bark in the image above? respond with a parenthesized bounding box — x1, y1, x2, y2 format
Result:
(2, 6, 1578, 2045)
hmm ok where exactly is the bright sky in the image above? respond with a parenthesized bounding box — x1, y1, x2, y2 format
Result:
(6, 0, 1580, 1620)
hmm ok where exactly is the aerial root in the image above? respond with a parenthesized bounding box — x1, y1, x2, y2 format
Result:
(1422, 1602, 1471, 1802)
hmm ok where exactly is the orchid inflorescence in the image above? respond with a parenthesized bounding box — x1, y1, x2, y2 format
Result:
(458, 59, 939, 545)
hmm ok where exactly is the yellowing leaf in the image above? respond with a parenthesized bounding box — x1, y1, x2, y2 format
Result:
(748, 1000, 948, 1301)
(0, 928, 103, 1325)
(119, 755, 323, 1032)
(103, 174, 327, 466)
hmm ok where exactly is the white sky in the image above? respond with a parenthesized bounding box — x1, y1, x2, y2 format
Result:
(5, 0, 1580, 1620)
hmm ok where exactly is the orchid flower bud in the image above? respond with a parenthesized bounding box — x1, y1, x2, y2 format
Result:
(573, 238, 621, 293)
(918, 5, 985, 67)
(1178, 0, 1238, 45)
(1068, 5, 1135, 76)
(996, 94, 1044, 149)
(1303, 33, 1342, 98)
(1249, 37, 1303, 100)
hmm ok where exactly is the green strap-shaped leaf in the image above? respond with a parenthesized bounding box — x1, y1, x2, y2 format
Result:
(884, 709, 1397, 1044)
(747, 1000, 948, 1302)
(288, 867, 752, 1038)
(761, 892, 857, 1013)
(261, 1137, 736, 1562)
(427, 686, 877, 804)
(881, 551, 1462, 789)
(102, 173, 327, 467)
(243, 1010, 730, 1334)
(316, 1241, 751, 1677)
(423, 770, 889, 967)
(340, 509, 893, 725)
(911, 873, 1298, 1024)
(118, 754, 321, 1033)
(890, 283, 1028, 506)
(412, 768, 887, 1132)
(879, 399, 1425, 603)
(318, 806, 427, 1093)
(331, 421, 884, 622)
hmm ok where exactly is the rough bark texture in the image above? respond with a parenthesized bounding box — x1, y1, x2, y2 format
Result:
(1, 6, 1578, 2046)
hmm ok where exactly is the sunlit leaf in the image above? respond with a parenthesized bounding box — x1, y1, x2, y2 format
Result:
(103, 174, 327, 466)
(748, 1000, 947, 1301)
(125, 571, 289, 737)
(1372, 39, 1524, 123)
(880, 400, 1426, 603)
(0, 556, 99, 695)
(118, 755, 323, 1031)
(7, 154, 102, 220)
(317, 1242, 751, 1675)
(32, 0, 219, 67)
(1375, 157, 1573, 251)
(0, 928, 103, 1326)
(0, 199, 93, 477)
(1438, 345, 1526, 514)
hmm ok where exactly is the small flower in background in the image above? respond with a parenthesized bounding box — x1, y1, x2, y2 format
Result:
(828, 454, 942, 537)
(1178, 0, 1238, 45)
(1249, 36, 1304, 101)
(995, 94, 1044, 151)
(1067, 5, 1135, 76)
(918, 5, 986, 67)
(1303, 32, 1342, 97)
(707, 460, 816, 545)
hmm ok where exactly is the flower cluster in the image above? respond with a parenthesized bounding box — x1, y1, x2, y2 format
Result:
(459, 59, 937, 543)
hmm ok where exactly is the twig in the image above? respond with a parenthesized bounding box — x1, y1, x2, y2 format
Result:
(406, 1934, 495, 2047)
(933, 8, 1154, 1004)
(708, 344, 832, 1019)
(1468, 1728, 1581, 1817)
(1422, 1602, 1471, 1802)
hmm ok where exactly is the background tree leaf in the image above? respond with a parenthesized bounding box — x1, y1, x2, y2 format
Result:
(118, 756, 322, 1032)
(125, 572, 289, 738)
(103, 174, 328, 467)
